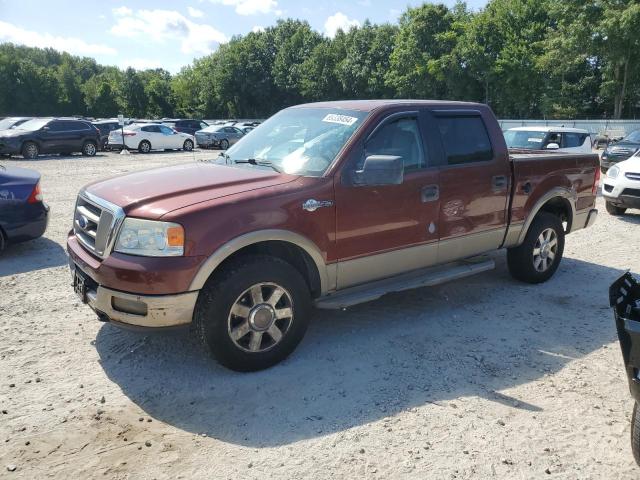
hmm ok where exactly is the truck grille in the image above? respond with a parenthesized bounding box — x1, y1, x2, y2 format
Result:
(625, 172, 640, 181)
(73, 193, 124, 258)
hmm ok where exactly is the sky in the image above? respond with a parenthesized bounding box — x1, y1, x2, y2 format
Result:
(0, 0, 488, 74)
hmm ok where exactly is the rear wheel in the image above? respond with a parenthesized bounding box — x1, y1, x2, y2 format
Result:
(138, 140, 151, 153)
(194, 255, 311, 372)
(82, 141, 97, 156)
(632, 402, 640, 466)
(507, 212, 565, 284)
(22, 142, 39, 159)
(183, 139, 194, 151)
(606, 201, 627, 216)
(220, 139, 229, 150)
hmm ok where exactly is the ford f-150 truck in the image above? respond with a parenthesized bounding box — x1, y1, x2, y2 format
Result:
(67, 100, 600, 371)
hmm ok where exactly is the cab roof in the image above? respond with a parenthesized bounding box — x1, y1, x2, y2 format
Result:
(290, 99, 488, 112)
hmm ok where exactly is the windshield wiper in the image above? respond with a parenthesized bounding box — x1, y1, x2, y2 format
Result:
(233, 158, 283, 173)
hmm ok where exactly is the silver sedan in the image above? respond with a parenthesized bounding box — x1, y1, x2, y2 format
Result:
(195, 125, 245, 150)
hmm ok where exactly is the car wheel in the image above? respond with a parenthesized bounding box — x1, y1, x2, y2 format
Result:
(82, 141, 97, 156)
(21, 142, 39, 159)
(632, 402, 640, 466)
(606, 201, 627, 216)
(138, 140, 151, 153)
(507, 212, 565, 284)
(220, 139, 229, 150)
(194, 254, 312, 372)
(183, 139, 194, 151)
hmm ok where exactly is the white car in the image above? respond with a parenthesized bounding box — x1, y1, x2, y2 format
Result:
(504, 126, 592, 153)
(108, 123, 194, 153)
(602, 154, 640, 215)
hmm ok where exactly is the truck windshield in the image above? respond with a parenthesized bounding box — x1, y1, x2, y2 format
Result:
(222, 107, 367, 176)
(504, 130, 547, 149)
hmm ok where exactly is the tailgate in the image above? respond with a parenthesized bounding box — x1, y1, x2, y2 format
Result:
(610, 272, 640, 401)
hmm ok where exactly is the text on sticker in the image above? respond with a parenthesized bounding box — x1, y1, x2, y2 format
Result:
(323, 114, 358, 126)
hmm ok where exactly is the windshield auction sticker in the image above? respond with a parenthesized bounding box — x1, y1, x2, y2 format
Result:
(322, 114, 358, 126)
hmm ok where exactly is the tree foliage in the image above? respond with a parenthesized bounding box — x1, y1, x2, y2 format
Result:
(1, 0, 640, 119)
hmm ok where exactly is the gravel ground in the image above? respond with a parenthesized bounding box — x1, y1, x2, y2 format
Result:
(0, 150, 639, 479)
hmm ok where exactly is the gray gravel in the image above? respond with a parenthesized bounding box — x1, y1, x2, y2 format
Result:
(0, 150, 639, 479)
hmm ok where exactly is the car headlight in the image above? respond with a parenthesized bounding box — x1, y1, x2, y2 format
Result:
(114, 218, 184, 256)
(608, 165, 620, 179)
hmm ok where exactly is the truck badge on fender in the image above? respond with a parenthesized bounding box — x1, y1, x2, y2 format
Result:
(302, 199, 334, 212)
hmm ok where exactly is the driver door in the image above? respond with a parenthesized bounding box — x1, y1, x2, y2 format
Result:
(334, 111, 440, 289)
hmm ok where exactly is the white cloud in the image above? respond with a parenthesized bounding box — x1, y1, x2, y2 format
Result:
(0, 20, 117, 56)
(112, 6, 133, 16)
(209, 0, 278, 16)
(110, 9, 227, 56)
(324, 12, 360, 38)
(188, 6, 204, 18)
(252, 25, 265, 33)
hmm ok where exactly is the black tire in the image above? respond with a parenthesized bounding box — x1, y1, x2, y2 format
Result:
(82, 141, 97, 157)
(22, 141, 39, 159)
(0, 228, 6, 253)
(194, 254, 312, 372)
(183, 139, 194, 151)
(138, 140, 151, 153)
(220, 139, 229, 150)
(507, 212, 565, 284)
(632, 402, 640, 466)
(606, 201, 627, 216)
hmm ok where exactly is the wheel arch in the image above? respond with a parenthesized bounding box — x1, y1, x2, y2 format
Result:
(189, 230, 331, 298)
(516, 188, 576, 245)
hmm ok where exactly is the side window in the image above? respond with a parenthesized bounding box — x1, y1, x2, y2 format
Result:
(141, 126, 154, 133)
(436, 116, 493, 165)
(159, 125, 174, 135)
(200, 122, 208, 129)
(562, 133, 584, 148)
(364, 116, 426, 173)
(48, 121, 64, 132)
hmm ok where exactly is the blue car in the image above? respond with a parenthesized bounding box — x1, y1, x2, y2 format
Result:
(0, 164, 49, 250)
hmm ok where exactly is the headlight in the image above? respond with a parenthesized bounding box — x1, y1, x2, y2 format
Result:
(114, 218, 184, 256)
(608, 165, 620, 179)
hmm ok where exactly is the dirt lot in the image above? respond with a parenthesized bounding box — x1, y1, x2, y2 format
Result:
(1, 150, 639, 479)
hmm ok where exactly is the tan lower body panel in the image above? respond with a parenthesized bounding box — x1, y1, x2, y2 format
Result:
(87, 286, 198, 328)
(437, 228, 506, 265)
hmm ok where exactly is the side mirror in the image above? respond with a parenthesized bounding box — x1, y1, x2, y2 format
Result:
(353, 155, 403, 186)
(42, 126, 50, 131)
(546, 142, 560, 150)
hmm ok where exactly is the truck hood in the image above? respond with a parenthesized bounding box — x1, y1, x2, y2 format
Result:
(84, 163, 298, 219)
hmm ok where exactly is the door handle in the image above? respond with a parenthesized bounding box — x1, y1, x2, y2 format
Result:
(492, 175, 508, 191)
(421, 184, 439, 203)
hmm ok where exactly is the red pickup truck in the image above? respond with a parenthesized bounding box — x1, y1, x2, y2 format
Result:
(67, 100, 599, 371)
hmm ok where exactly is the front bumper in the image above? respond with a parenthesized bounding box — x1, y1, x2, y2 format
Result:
(611, 273, 640, 403)
(602, 178, 640, 209)
(0, 142, 21, 155)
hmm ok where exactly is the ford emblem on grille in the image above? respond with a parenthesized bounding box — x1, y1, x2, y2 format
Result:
(78, 215, 89, 229)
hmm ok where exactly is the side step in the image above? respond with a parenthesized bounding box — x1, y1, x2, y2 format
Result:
(315, 256, 495, 310)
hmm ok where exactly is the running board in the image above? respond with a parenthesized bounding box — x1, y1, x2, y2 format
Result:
(315, 256, 495, 310)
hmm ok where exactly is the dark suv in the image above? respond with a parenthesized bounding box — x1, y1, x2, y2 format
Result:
(0, 118, 101, 159)
(92, 120, 121, 150)
(162, 119, 209, 136)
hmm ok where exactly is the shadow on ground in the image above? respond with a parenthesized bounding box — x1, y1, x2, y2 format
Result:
(95, 254, 623, 447)
(0, 237, 67, 276)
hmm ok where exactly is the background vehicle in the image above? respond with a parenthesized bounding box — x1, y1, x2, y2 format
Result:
(195, 125, 244, 149)
(0, 118, 100, 159)
(68, 100, 599, 372)
(504, 126, 592, 153)
(162, 119, 209, 136)
(0, 164, 49, 251)
(108, 123, 194, 153)
(92, 120, 121, 150)
(601, 130, 640, 172)
(601, 153, 640, 215)
(0, 117, 31, 132)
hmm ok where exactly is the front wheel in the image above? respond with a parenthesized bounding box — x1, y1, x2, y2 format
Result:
(606, 201, 627, 216)
(82, 141, 97, 156)
(219, 139, 229, 150)
(183, 139, 194, 151)
(507, 212, 565, 284)
(194, 255, 311, 372)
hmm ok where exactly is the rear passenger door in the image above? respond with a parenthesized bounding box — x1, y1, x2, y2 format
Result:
(429, 110, 511, 263)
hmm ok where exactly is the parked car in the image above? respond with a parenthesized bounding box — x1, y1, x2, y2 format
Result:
(92, 120, 121, 150)
(0, 118, 100, 159)
(0, 164, 49, 251)
(0, 117, 31, 132)
(162, 119, 209, 136)
(601, 130, 640, 172)
(195, 125, 244, 149)
(107, 123, 194, 153)
(610, 273, 640, 466)
(67, 100, 599, 372)
(601, 152, 640, 215)
(504, 126, 592, 153)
